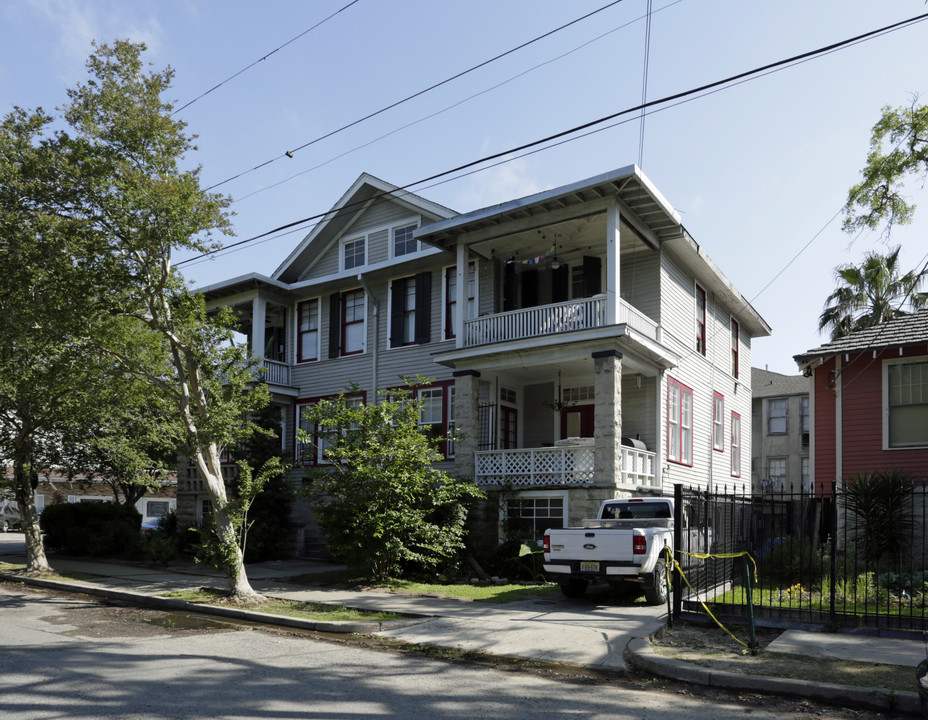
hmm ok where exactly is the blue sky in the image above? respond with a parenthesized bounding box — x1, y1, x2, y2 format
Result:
(3, 0, 928, 375)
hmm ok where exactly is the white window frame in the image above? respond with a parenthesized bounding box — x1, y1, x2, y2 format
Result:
(883, 355, 928, 449)
(767, 457, 787, 492)
(499, 489, 568, 545)
(341, 235, 366, 272)
(391, 221, 420, 259)
(767, 398, 788, 435)
(712, 392, 724, 451)
(730, 411, 741, 477)
(146, 500, 170, 519)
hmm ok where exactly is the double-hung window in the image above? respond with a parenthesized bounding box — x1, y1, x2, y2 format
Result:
(695, 284, 707, 356)
(767, 398, 787, 435)
(712, 392, 724, 451)
(886, 359, 928, 448)
(327, 289, 365, 356)
(667, 377, 693, 465)
(730, 412, 741, 477)
(297, 298, 319, 363)
(297, 395, 364, 465)
(390, 272, 432, 347)
(444, 262, 477, 340)
(392, 223, 418, 257)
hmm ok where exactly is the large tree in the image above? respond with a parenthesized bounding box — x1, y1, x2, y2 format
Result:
(844, 98, 928, 235)
(817, 246, 927, 340)
(1, 42, 270, 599)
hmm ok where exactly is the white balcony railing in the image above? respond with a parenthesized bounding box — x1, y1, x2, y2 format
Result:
(463, 296, 657, 347)
(474, 445, 659, 489)
(261, 358, 290, 386)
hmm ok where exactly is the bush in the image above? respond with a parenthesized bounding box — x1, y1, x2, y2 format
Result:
(141, 511, 180, 564)
(41, 501, 142, 556)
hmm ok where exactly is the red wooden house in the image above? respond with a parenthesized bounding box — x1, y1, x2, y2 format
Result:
(794, 309, 928, 493)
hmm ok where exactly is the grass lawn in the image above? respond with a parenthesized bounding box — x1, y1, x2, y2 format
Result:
(286, 570, 559, 603)
(161, 587, 404, 623)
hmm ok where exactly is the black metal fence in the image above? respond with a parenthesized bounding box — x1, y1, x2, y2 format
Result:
(672, 482, 928, 632)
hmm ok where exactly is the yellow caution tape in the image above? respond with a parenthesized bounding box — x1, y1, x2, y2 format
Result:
(664, 548, 758, 654)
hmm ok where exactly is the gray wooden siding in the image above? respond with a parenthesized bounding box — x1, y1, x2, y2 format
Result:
(620, 248, 660, 322)
(523, 382, 555, 447)
(620, 374, 657, 452)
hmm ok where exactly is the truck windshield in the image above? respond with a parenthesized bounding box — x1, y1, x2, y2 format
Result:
(601, 502, 671, 520)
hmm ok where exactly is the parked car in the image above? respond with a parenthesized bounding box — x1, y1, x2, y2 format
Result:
(141, 518, 162, 535)
(1, 503, 22, 532)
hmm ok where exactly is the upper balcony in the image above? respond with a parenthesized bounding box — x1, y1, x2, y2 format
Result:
(463, 295, 659, 348)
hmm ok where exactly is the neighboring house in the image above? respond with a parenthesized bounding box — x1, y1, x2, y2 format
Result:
(1, 468, 176, 524)
(191, 166, 770, 553)
(751, 368, 811, 494)
(793, 309, 928, 493)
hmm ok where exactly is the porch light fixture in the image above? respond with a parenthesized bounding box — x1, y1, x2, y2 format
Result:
(543, 370, 576, 412)
(550, 256, 561, 270)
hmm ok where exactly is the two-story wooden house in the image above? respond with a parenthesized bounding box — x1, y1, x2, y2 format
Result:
(186, 166, 770, 554)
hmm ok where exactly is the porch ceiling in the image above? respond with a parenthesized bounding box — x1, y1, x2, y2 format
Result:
(416, 165, 683, 255)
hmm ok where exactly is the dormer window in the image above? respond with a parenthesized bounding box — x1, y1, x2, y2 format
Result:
(393, 223, 418, 257)
(342, 237, 365, 271)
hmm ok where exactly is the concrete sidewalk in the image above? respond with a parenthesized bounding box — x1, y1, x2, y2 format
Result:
(2, 534, 927, 716)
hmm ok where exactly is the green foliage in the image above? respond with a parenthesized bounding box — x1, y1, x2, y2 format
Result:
(818, 246, 927, 340)
(40, 501, 142, 556)
(300, 382, 483, 582)
(839, 470, 915, 564)
(844, 99, 928, 236)
(479, 540, 547, 581)
(140, 511, 180, 564)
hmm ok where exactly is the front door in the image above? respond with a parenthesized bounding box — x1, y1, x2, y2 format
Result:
(500, 406, 518, 449)
(560, 404, 593, 439)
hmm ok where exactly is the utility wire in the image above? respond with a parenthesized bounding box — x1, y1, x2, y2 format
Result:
(173, 0, 361, 115)
(234, 0, 684, 205)
(638, 0, 652, 169)
(179, 10, 928, 268)
(204, 0, 628, 190)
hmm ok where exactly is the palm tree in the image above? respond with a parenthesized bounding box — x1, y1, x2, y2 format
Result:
(818, 246, 928, 340)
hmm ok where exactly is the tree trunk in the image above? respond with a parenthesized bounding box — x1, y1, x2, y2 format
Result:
(194, 446, 263, 601)
(13, 457, 51, 574)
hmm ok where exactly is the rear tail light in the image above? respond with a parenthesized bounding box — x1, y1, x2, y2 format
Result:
(633, 535, 647, 555)
(543, 534, 550, 553)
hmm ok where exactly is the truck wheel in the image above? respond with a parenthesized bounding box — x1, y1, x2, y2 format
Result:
(644, 559, 668, 605)
(559, 578, 588, 598)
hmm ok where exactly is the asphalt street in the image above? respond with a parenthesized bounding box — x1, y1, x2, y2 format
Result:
(0, 583, 892, 720)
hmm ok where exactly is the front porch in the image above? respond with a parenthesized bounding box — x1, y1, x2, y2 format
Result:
(474, 442, 658, 490)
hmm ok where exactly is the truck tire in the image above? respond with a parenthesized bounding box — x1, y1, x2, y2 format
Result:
(559, 578, 589, 598)
(644, 559, 668, 605)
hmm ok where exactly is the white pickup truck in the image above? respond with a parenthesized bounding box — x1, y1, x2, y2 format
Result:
(543, 497, 692, 604)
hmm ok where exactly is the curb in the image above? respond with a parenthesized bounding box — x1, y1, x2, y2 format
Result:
(625, 637, 922, 717)
(0, 572, 431, 634)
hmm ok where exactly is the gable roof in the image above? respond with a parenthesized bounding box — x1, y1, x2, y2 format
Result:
(751, 367, 809, 399)
(273, 173, 456, 284)
(794, 309, 928, 367)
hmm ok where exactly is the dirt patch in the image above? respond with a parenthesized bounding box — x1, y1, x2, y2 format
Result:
(650, 620, 916, 694)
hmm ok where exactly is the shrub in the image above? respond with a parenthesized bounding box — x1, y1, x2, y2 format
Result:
(840, 470, 915, 564)
(41, 501, 141, 556)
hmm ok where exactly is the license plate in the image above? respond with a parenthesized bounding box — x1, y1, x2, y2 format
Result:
(580, 561, 600, 573)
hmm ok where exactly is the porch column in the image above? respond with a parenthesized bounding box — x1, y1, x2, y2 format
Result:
(605, 201, 622, 326)
(452, 369, 480, 480)
(455, 242, 468, 349)
(252, 295, 267, 360)
(592, 349, 622, 488)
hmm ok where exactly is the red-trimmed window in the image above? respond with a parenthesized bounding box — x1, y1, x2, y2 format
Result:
(731, 412, 741, 477)
(667, 377, 693, 465)
(388, 380, 455, 458)
(341, 289, 365, 355)
(297, 298, 319, 363)
(444, 263, 476, 340)
(296, 393, 365, 465)
(695, 284, 707, 356)
(730, 318, 740, 379)
(713, 392, 724, 451)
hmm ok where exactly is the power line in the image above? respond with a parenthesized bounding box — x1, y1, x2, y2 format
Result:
(173, 0, 361, 115)
(203, 0, 629, 191)
(178, 10, 928, 268)
(233, 0, 684, 206)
